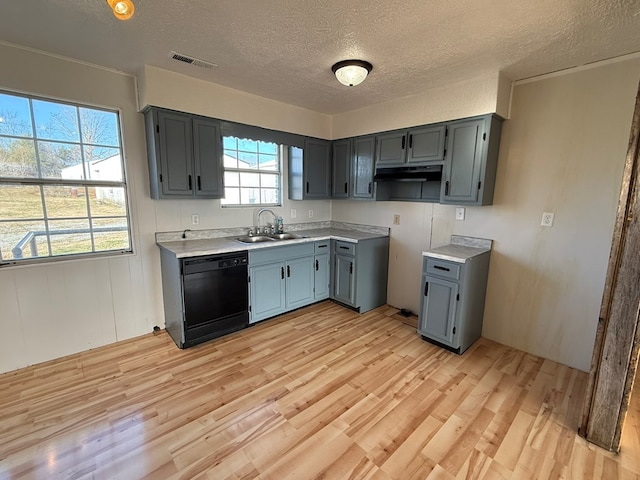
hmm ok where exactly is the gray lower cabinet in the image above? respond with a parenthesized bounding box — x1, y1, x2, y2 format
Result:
(331, 237, 389, 313)
(249, 243, 318, 323)
(144, 107, 223, 199)
(314, 241, 330, 301)
(418, 252, 491, 353)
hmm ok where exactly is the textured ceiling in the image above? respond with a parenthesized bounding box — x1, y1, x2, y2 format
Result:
(1, 0, 639, 114)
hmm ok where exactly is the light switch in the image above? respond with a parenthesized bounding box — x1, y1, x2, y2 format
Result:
(455, 207, 465, 221)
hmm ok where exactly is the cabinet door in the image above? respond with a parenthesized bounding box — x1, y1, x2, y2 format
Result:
(407, 125, 446, 165)
(157, 110, 194, 196)
(249, 262, 286, 323)
(352, 136, 375, 199)
(419, 275, 458, 347)
(285, 256, 315, 309)
(303, 138, 331, 198)
(334, 254, 356, 306)
(193, 117, 223, 198)
(442, 119, 484, 204)
(314, 253, 330, 300)
(375, 131, 406, 167)
(332, 139, 351, 198)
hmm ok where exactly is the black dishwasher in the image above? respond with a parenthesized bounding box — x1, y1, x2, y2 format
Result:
(178, 251, 249, 348)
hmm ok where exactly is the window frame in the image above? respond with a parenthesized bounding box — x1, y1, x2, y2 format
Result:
(0, 90, 133, 267)
(220, 137, 282, 208)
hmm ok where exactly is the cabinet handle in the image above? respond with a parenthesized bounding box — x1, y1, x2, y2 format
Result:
(409, 134, 413, 149)
(368, 182, 372, 194)
(287, 265, 291, 278)
(188, 175, 192, 190)
(445, 181, 449, 196)
(339, 246, 350, 250)
(424, 282, 429, 296)
(401, 135, 406, 150)
(317, 244, 327, 249)
(197, 175, 202, 191)
(344, 182, 348, 194)
(434, 265, 450, 272)
(349, 262, 353, 274)
(281, 266, 284, 279)
(306, 181, 309, 194)
(315, 259, 319, 271)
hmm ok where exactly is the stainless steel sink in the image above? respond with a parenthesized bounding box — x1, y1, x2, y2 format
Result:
(267, 233, 305, 240)
(235, 235, 277, 244)
(235, 232, 306, 244)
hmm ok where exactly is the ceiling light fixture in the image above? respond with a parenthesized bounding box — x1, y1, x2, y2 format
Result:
(107, 0, 135, 20)
(331, 60, 373, 87)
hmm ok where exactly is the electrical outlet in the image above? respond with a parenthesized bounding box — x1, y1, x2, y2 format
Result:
(308, 209, 313, 218)
(290, 208, 297, 219)
(191, 214, 199, 225)
(393, 214, 400, 225)
(455, 207, 465, 221)
(541, 212, 554, 227)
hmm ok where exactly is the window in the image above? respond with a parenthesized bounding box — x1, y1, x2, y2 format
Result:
(221, 136, 281, 206)
(0, 91, 132, 264)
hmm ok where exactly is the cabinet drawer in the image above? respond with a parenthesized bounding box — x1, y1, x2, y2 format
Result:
(335, 241, 356, 256)
(315, 241, 330, 253)
(425, 258, 460, 280)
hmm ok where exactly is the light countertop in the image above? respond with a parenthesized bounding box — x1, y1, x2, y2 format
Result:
(158, 227, 388, 258)
(422, 235, 492, 263)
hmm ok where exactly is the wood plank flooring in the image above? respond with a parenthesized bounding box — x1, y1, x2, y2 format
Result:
(0, 301, 639, 479)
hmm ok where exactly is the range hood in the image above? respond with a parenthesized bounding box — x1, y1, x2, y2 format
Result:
(373, 165, 442, 182)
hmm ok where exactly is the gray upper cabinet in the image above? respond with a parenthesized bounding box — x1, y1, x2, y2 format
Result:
(331, 139, 351, 198)
(144, 107, 223, 199)
(352, 136, 375, 199)
(441, 114, 503, 206)
(289, 138, 331, 200)
(375, 124, 446, 168)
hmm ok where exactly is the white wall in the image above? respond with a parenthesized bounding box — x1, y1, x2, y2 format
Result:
(333, 58, 640, 371)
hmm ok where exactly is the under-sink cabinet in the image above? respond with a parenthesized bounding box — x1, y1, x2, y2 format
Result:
(248, 243, 317, 323)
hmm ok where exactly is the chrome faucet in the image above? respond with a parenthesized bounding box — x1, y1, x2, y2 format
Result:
(256, 208, 277, 234)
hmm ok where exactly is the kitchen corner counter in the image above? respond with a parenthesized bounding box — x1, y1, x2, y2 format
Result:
(156, 222, 389, 258)
(422, 235, 493, 263)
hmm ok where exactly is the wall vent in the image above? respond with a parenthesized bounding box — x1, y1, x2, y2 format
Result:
(169, 51, 217, 69)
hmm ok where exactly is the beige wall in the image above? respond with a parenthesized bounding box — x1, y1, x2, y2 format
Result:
(331, 72, 511, 138)
(1, 41, 638, 374)
(333, 58, 640, 371)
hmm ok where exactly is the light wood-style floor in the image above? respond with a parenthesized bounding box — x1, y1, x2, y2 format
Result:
(1, 301, 639, 479)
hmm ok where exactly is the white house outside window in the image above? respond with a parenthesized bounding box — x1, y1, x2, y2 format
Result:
(221, 136, 281, 206)
(0, 91, 132, 265)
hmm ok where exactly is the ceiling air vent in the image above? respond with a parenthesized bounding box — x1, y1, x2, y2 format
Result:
(169, 51, 217, 69)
